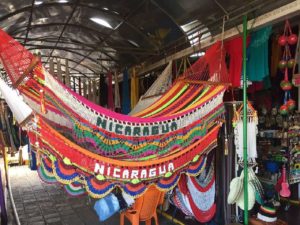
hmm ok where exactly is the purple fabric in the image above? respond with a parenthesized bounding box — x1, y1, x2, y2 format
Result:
(0, 169, 8, 225)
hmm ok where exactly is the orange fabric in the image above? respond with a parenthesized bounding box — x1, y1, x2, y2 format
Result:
(120, 186, 165, 225)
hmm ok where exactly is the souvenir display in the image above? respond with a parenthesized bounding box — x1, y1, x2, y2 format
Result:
(278, 20, 296, 115)
(0, 8, 299, 225)
(0, 28, 229, 210)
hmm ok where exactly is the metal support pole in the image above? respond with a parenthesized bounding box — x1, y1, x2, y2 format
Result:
(242, 15, 249, 225)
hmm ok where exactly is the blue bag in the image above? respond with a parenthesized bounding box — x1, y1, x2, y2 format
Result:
(94, 193, 120, 221)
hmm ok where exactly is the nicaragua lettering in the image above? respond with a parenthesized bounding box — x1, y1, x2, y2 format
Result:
(94, 162, 175, 179)
(96, 117, 177, 136)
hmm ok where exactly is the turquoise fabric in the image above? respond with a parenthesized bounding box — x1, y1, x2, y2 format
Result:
(247, 26, 272, 81)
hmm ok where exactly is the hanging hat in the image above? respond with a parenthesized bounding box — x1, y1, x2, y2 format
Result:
(235, 182, 256, 211)
(227, 176, 243, 204)
(257, 203, 277, 222)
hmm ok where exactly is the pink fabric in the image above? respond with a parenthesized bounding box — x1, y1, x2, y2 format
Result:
(52, 74, 226, 123)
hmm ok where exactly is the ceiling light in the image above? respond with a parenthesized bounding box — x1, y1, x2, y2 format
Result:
(190, 52, 205, 58)
(90, 17, 112, 29)
(34, 1, 43, 5)
(58, 0, 68, 3)
(128, 40, 139, 47)
(103, 7, 109, 11)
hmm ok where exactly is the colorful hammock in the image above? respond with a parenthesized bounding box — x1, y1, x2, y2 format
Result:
(0, 29, 229, 198)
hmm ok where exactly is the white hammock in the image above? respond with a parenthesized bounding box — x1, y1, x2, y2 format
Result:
(130, 61, 172, 115)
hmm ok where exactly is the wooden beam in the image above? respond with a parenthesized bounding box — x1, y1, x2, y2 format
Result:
(137, 0, 300, 75)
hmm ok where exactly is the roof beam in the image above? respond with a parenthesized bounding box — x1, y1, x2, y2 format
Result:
(137, 0, 300, 75)
(0, 2, 120, 23)
(27, 46, 109, 71)
(14, 35, 157, 55)
(23, 0, 35, 45)
(71, 0, 148, 71)
(40, 55, 97, 75)
(25, 44, 115, 61)
(46, 0, 80, 63)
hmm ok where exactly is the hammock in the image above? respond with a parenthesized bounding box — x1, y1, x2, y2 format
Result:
(0, 29, 229, 198)
(173, 153, 216, 223)
(129, 61, 172, 115)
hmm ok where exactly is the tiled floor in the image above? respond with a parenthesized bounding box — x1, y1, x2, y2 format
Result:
(8, 165, 182, 225)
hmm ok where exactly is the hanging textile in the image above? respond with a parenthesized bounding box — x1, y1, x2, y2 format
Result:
(92, 79, 97, 104)
(65, 59, 71, 88)
(56, 60, 63, 83)
(173, 153, 217, 223)
(82, 78, 86, 98)
(122, 68, 130, 114)
(114, 72, 121, 110)
(0, 29, 229, 198)
(99, 74, 107, 107)
(88, 79, 93, 101)
(0, 78, 32, 125)
(130, 61, 172, 115)
(233, 102, 258, 161)
(270, 34, 282, 77)
(224, 37, 250, 87)
(78, 77, 82, 96)
(247, 26, 272, 81)
(107, 72, 114, 111)
(49, 58, 54, 75)
(130, 67, 139, 110)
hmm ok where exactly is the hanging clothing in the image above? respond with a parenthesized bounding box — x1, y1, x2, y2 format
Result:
(114, 72, 121, 110)
(247, 76, 272, 94)
(224, 37, 250, 87)
(121, 68, 130, 115)
(100, 74, 108, 107)
(234, 120, 258, 160)
(107, 72, 114, 111)
(247, 26, 272, 81)
(270, 34, 282, 77)
(130, 68, 139, 110)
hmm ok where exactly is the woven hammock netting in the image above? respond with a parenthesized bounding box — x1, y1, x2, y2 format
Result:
(0, 29, 229, 198)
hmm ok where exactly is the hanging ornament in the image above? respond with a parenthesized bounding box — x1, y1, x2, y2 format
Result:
(280, 80, 292, 91)
(286, 99, 296, 111)
(287, 58, 296, 68)
(279, 20, 298, 46)
(280, 68, 292, 91)
(279, 104, 288, 115)
(278, 35, 287, 46)
(278, 60, 287, 69)
(288, 33, 298, 45)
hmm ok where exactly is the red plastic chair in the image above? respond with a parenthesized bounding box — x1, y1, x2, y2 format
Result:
(120, 186, 165, 225)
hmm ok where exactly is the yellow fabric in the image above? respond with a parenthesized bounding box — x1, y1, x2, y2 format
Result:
(131, 67, 139, 109)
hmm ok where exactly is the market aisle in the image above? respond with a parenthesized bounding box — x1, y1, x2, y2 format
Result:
(8, 165, 178, 225)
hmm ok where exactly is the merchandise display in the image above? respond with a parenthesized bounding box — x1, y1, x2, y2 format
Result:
(1, 3, 300, 224)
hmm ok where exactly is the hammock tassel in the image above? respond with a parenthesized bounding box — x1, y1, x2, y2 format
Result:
(40, 89, 46, 114)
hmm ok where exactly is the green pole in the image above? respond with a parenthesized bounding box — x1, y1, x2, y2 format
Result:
(242, 15, 248, 225)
